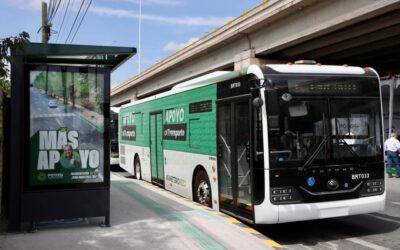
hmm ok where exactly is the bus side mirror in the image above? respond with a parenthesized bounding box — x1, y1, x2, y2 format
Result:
(253, 97, 263, 108)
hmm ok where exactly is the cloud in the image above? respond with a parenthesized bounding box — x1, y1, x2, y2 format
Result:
(90, 6, 232, 26)
(4, 0, 42, 10)
(163, 37, 199, 52)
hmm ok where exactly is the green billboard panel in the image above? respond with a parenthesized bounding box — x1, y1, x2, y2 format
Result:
(29, 66, 106, 186)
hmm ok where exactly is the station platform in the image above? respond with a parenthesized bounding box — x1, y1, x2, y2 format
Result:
(0, 172, 278, 250)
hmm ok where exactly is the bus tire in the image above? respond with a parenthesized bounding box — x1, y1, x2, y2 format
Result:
(134, 157, 142, 180)
(194, 170, 212, 207)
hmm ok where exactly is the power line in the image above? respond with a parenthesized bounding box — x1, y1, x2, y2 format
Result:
(48, 0, 53, 19)
(52, 0, 65, 30)
(65, 0, 85, 44)
(59, 0, 75, 43)
(70, 0, 93, 44)
(55, 0, 71, 43)
(49, 0, 61, 22)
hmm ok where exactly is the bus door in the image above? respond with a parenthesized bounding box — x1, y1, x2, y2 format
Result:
(150, 111, 164, 187)
(217, 98, 254, 221)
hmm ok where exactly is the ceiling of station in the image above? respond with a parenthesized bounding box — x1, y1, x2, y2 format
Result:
(264, 10, 400, 76)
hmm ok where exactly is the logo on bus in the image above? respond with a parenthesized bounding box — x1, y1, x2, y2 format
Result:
(351, 173, 370, 180)
(164, 108, 186, 141)
(165, 108, 185, 123)
(122, 125, 136, 141)
(230, 82, 241, 89)
(164, 124, 186, 141)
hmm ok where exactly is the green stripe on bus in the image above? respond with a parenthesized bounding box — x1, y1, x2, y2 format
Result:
(112, 181, 227, 250)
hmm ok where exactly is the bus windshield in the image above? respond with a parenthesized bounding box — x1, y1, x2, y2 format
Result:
(266, 75, 383, 168)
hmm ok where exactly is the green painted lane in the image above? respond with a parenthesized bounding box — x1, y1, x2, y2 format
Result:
(112, 181, 227, 250)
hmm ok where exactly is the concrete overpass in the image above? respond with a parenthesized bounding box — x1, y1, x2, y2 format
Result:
(111, 0, 400, 106)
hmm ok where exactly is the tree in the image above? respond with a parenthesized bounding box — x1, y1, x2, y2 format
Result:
(0, 32, 30, 97)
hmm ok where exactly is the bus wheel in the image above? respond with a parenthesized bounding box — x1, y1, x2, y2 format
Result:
(194, 171, 212, 207)
(134, 157, 142, 180)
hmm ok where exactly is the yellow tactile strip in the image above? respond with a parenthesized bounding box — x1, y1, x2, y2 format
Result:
(214, 210, 284, 249)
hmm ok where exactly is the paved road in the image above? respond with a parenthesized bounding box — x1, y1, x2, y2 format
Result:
(253, 175, 400, 250)
(30, 87, 101, 143)
(0, 172, 273, 250)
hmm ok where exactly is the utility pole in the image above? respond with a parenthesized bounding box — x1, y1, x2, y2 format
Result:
(138, 0, 142, 74)
(41, 1, 50, 43)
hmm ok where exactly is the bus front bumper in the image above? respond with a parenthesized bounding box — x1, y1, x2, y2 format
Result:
(277, 194, 386, 223)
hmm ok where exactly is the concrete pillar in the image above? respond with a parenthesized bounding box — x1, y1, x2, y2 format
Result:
(130, 88, 138, 103)
(234, 49, 286, 71)
(234, 49, 264, 71)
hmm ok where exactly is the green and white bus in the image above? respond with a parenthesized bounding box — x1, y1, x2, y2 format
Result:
(118, 62, 385, 224)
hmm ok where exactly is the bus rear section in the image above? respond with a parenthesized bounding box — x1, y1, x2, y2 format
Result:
(110, 107, 120, 166)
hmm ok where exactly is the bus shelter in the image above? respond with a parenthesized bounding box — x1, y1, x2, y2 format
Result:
(7, 43, 136, 231)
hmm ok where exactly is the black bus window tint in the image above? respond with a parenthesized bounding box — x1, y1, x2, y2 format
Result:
(253, 105, 264, 205)
(256, 107, 263, 153)
(331, 100, 382, 159)
(268, 99, 328, 163)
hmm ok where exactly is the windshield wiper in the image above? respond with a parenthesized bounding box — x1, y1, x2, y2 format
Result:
(334, 136, 362, 163)
(298, 135, 330, 172)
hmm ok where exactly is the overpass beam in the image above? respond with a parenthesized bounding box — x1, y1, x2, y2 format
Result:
(234, 49, 287, 70)
(234, 49, 263, 71)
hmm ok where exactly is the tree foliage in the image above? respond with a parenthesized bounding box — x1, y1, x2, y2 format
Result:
(0, 32, 30, 97)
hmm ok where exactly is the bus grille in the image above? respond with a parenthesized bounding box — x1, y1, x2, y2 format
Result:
(120, 156, 126, 165)
(120, 145, 125, 155)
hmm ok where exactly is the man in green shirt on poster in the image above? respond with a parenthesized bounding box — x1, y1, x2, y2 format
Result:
(60, 144, 81, 169)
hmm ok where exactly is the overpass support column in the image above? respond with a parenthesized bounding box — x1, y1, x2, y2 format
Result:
(130, 95, 137, 102)
(130, 88, 138, 103)
(234, 49, 265, 71)
(234, 49, 284, 70)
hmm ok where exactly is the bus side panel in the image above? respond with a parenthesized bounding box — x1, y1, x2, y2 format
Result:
(164, 150, 218, 210)
(119, 84, 218, 191)
(254, 88, 279, 224)
(118, 144, 151, 181)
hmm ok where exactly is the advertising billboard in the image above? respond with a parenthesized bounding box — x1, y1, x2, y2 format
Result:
(29, 66, 106, 186)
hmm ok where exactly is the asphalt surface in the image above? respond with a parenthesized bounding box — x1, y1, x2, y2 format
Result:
(253, 175, 400, 250)
(0, 171, 272, 250)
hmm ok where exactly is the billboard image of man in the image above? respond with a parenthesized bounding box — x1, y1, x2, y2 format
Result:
(60, 144, 81, 169)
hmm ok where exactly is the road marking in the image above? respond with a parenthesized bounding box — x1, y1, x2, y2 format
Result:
(30, 113, 75, 118)
(262, 239, 284, 248)
(366, 213, 400, 224)
(243, 227, 260, 234)
(346, 237, 391, 250)
(226, 217, 241, 224)
(391, 201, 400, 206)
(113, 181, 227, 250)
(112, 173, 284, 249)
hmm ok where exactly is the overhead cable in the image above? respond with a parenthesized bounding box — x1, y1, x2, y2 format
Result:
(70, 0, 93, 44)
(65, 0, 86, 44)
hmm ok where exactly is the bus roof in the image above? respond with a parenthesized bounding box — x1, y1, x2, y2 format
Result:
(121, 64, 376, 109)
(121, 70, 240, 108)
(262, 64, 375, 76)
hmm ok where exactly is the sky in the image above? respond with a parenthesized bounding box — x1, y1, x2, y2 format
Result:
(0, 0, 262, 87)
